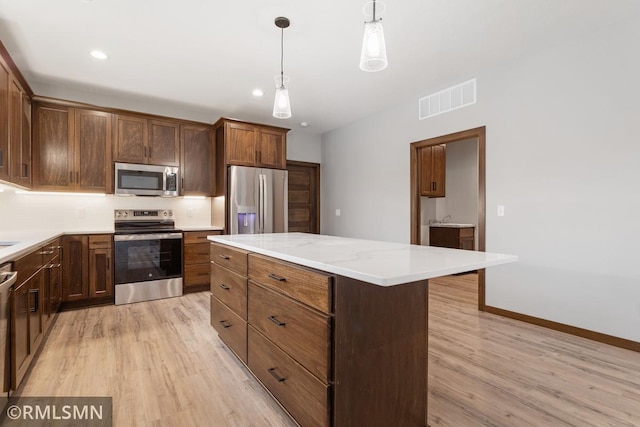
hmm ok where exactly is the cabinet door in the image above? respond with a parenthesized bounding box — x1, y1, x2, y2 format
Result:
(62, 235, 89, 301)
(20, 92, 32, 186)
(32, 104, 74, 190)
(181, 124, 212, 195)
(8, 77, 23, 184)
(224, 122, 258, 166)
(0, 59, 9, 181)
(76, 109, 112, 192)
(50, 260, 62, 313)
(89, 247, 113, 298)
(11, 282, 30, 388)
(431, 144, 446, 197)
(420, 145, 446, 197)
(113, 114, 147, 163)
(28, 271, 43, 352)
(258, 128, 286, 169)
(148, 119, 180, 166)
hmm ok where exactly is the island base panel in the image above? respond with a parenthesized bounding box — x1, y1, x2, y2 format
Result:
(333, 276, 428, 427)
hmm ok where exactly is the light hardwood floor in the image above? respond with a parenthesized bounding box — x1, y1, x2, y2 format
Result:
(17, 275, 640, 426)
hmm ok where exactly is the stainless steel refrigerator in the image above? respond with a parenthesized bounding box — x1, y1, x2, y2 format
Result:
(228, 165, 288, 234)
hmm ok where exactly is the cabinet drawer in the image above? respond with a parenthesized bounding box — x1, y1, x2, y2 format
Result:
(248, 327, 329, 427)
(184, 242, 210, 264)
(14, 249, 42, 286)
(89, 234, 112, 249)
(249, 254, 332, 314)
(211, 263, 247, 320)
(459, 227, 475, 238)
(41, 238, 62, 263)
(210, 295, 247, 363)
(184, 263, 210, 286)
(248, 281, 330, 382)
(210, 243, 249, 275)
(184, 230, 221, 245)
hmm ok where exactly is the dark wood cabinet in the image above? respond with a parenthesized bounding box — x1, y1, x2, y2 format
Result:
(89, 235, 113, 298)
(183, 230, 221, 293)
(214, 118, 288, 178)
(429, 226, 475, 250)
(180, 124, 214, 195)
(114, 115, 179, 166)
(420, 144, 446, 197)
(62, 235, 89, 301)
(33, 103, 112, 192)
(62, 234, 113, 305)
(12, 281, 29, 389)
(8, 76, 31, 187)
(0, 58, 9, 182)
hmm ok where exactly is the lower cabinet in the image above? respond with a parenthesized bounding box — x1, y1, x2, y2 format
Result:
(11, 237, 61, 391)
(184, 230, 222, 293)
(210, 242, 429, 427)
(63, 234, 113, 306)
(429, 226, 475, 250)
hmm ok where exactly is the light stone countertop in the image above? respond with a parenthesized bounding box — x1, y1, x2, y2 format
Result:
(208, 233, 517, 287)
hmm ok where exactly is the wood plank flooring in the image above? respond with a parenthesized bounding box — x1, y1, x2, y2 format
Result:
(17, 275, 640, 426)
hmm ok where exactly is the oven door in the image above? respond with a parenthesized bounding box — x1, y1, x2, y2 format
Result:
(113, 232, 183, 285)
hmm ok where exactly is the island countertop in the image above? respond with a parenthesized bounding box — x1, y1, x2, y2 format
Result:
(208, 233, 517, 286)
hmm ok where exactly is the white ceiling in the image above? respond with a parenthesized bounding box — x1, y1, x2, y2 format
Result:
(0, 0, 638, 134)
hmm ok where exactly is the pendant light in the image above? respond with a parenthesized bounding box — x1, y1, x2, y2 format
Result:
(359, 0, 388, 72)
(273, 17, 292, 119)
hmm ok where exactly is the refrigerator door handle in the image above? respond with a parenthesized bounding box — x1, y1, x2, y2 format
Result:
(258, 173, 265, 233)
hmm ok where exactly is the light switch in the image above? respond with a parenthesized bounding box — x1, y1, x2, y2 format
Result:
(497, 205, 505, 217)
(335, 209, 341, 217)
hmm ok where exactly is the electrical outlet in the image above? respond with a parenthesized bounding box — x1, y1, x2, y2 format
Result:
(187, 208, 194, 218)
(497, 205, 505, 217)
(335, 209, 341, 217)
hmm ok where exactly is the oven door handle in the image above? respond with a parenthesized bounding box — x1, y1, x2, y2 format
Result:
(114, 232, 183, 241)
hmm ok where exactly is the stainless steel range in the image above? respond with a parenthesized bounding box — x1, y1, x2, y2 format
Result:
(113, 209, 183, 305)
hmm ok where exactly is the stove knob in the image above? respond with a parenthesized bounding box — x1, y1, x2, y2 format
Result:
(123, 211, 128, 217)
(169, 211, 173, 217)
(115, 212, 120, 218)
(163, 211, 167, 216)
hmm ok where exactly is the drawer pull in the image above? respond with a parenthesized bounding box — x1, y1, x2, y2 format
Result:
(218, 254, 230, 260)
(268, 315, 286, 327)
(268, 368, 286, 382)
(219, 283, 230, 290)
(39, 250, 55, 255)
(219, 320, 232, 328)
(268, 273, 287, 282)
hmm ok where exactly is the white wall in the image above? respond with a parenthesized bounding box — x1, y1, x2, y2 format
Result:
(321, 16, 640, 342)
(287, 130, 322, 164)
(0, 190, 212, 231)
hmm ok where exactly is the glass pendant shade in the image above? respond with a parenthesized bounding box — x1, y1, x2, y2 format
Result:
(360, 20, 387, 72)
(273, 75, 291, 119)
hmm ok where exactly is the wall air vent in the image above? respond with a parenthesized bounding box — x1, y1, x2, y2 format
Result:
(418, 78, 476, 120)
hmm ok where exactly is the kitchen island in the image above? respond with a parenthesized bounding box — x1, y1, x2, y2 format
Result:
(208, 233, 517, 427)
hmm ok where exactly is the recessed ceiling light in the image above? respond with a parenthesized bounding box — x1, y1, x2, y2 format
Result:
(252, 89, 264, 97)
(300, 122, 309, 127)
(90, 50, 108, 60)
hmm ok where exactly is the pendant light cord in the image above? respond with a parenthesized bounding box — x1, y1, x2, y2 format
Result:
(373, 0, 376, 21)
(280, 27, 285, 88)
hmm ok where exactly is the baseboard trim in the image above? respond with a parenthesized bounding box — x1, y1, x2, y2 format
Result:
(483, 305, 640, 352)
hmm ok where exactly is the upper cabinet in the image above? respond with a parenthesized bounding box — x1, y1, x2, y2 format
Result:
(113, 114, 179, 166)
(215, 118, 288, 170)
(32, 102, 112, 193)
(1, 41, 34, 188)
(420, 144, 446, 198)
(0, 58, 8, 182)
(180, 124, 214, 196)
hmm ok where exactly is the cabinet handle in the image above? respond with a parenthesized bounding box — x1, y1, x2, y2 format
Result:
(219, 283, 230, 290)
(268, 368, 286, 383)
(76, 171, 79, 183)
(69, 171, 73, 183)
(218, 254, 230, 260)
(255, 151, 259, 163)
(219, 320, 232, 328)
(144, 146, 147, 158)
(148, 146, 152, 158)
(268, 273, 287, 282)
(0, 148, 3, 165)
(22, 163, 28, 178)
(39, 250, 55, 255)
(268, 315, 286, 327)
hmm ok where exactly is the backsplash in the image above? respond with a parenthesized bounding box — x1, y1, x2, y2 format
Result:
(0, 190, 212, 231)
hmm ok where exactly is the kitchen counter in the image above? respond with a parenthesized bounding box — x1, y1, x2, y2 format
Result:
(0, 230, 114, 264)
(208, 232, 516, 286)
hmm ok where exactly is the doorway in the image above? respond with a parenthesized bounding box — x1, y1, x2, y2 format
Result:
(286, 160, 321, 234)
(410, 127, 487, 310)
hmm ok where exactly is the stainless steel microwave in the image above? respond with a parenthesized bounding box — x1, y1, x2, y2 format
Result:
(114, 162, 179, 196)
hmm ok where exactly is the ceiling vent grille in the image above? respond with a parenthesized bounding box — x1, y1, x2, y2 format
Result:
(418, 78, 476, 120)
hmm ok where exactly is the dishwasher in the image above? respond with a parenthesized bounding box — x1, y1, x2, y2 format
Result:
(0, 262, 17, 410)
